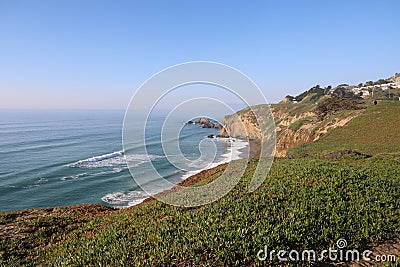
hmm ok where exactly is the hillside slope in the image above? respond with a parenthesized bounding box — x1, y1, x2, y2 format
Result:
(289, 101, 400, 157)
(219, 97, 374, 157)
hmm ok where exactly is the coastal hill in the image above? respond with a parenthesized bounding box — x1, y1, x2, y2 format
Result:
(281, 72, 400, 104)
(219, 72, 400, 157)
(219, 96, 365, 157)
(2, 100, 400, 265)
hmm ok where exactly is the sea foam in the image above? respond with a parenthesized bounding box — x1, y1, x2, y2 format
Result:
(69, 151, 164, 168)
(102, 137, 249, 208)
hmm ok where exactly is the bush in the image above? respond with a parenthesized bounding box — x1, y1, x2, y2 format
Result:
(295, 86, 325, 102)
(315, 97, 361, 121)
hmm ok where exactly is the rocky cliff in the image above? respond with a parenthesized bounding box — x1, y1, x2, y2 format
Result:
(219, 108, 261, 139)
(219, 98, 364, 157)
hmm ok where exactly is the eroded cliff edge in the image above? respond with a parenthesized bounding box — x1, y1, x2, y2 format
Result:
(219, 97, 364, 157)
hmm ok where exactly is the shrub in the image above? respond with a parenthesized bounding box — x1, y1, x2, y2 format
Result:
(315, 97, 361, 121)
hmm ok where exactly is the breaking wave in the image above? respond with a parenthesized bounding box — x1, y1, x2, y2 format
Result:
(101, 190, 149, 208)
(69, 151, 164, 168)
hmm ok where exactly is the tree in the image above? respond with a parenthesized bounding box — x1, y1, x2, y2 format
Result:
(324, 86, 332, 95)
(374, 79, 386, 85)
(315, 97, 360, 121)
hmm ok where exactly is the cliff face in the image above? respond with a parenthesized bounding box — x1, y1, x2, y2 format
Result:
(219, 110, 261, 139)
(219, 102, 363, 157)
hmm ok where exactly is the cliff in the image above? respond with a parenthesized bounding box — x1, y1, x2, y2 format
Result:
(219, 97, 365, 157)
(219, 108, 261, 139)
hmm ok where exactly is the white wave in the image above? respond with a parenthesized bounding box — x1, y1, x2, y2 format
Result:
(60, 172, 88, 181)
(94, 168, 124, 176)
(69, 151, 164, 168)
(180, 138, 249, 180)
(69, 151, 124, 167)
(34, 177, 48, 184)
(22, 177, 49, 189)
(60, 167, 124, 181)
(101, 190, 149, 208)
(101, 139, 249, 209)
(218, 138, 249, 162)
(79, 151, 124, 163)
(113, 167, 123, 173)
(23, 177, 49, 189)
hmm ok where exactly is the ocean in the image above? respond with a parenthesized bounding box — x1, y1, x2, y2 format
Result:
(0, 109, 248, 212)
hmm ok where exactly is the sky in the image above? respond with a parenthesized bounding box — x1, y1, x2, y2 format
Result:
(0, 0, 399, 110)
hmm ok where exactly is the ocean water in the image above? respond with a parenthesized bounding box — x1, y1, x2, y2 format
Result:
(0, 110, 248, 212)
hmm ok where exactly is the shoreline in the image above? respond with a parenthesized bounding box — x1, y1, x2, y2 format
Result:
(0, 137, 256, 213)
(112, 137, 253, 208)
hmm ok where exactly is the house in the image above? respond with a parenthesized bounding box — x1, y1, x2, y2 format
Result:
(352, 88, 361, 95)
(362, 90, 373, 99)
(380, 82, 399, 90)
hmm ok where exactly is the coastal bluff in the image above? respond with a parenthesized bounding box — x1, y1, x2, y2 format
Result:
(219, 97, 365, 157)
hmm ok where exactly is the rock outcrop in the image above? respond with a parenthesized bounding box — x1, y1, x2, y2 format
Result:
(194, 118, 220, 128)
(280, 95, 295, 104)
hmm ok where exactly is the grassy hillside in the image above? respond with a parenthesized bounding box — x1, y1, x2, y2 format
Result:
(1, 101, 400, 266)
(289, 100, 400, 157)
(2, 157, 400, 266)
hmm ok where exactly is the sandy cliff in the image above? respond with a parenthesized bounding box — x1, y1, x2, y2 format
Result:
(219, 100, 364, 157)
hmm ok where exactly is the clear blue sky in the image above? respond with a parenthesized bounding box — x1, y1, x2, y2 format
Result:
(1, 0, 399, 109)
